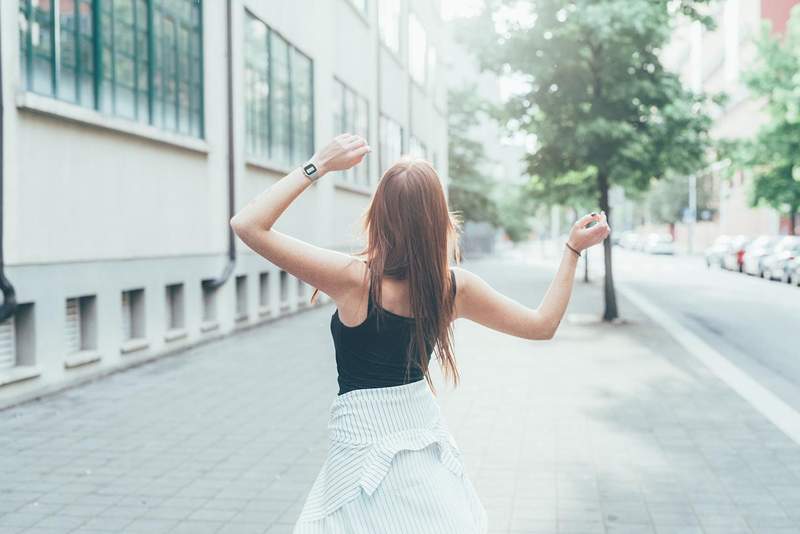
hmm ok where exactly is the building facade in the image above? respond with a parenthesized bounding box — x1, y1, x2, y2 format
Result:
(0, 0, 448, 408)
(444, 25, 528, 254)
(663, 0, 800, 238)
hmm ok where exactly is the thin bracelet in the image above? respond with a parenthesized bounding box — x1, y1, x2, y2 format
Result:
(565, 242, 581, 258)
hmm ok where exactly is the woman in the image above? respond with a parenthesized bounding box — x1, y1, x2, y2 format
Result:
(230, 133, 610, 533)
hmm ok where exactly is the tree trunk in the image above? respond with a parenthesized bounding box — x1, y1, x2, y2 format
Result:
(598, 173, 618, 321)
(790, 205, 798, 236)
(583, 250, 589, 283)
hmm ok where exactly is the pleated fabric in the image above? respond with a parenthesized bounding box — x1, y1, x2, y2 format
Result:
(293, 379, 488, 533)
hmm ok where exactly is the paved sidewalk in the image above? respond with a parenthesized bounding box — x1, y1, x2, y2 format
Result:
(1, 251, 800, 533)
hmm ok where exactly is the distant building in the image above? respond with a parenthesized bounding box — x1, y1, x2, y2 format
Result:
(663, 0, 800, 237)
(444, 24, 527, 250)
(0, 0, 448, 407)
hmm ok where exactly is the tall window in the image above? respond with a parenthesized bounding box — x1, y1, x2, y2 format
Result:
(244, 14, 269, 158)
(348, 0, 368, 17)
(292, 50, 314, 166)
(427, 45, 437, 92)
(19, 0, 204, 138)
(270, 32, 291, 166)
(244, 12, 314, 168)
(379, 0, 401, 55)
(333, 78, 370, 186)
(409, 135, 427, 159)
(380, 114, 403, 174)
(408, 12, 427, 85)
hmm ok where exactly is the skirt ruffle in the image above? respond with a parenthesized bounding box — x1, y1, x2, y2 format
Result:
(293, 442, 487, 534)
(292, 380, 488, 533)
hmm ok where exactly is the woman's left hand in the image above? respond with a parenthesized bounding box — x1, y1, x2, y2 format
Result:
(310, 134, 371, 176)
(568, 210, 611, 252)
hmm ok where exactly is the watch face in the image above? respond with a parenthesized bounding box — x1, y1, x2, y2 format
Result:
(303, 163, 317, 176)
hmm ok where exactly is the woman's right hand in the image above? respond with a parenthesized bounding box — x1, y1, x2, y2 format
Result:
(310, 133, 371, 175)
(568, 211, 610, 252)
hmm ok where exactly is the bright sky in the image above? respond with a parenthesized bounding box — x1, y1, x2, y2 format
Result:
(441, 0, 485, 20)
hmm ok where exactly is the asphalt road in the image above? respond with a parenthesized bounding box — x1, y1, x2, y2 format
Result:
(583, 244, 800, 412)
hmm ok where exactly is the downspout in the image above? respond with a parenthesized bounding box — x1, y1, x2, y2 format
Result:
(375, 5, 382, 171)
(0, 7, 19, 323)
(203, 0, 236, 291)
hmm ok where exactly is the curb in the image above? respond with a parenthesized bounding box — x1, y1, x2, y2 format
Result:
(617, 282, 800, 446)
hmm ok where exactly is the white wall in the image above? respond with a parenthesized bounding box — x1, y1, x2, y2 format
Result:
(0, 0, 449, 408)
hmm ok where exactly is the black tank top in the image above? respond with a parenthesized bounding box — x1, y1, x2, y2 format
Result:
(331, 269, 457, 395)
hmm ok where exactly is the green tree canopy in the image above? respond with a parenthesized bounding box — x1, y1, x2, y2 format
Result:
(447, 86, 501, 227)
(456, 0, 715, 320)
(726, 6, 800, 234)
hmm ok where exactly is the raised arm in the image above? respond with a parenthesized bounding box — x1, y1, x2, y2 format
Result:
(454, 212, 610, 340)
(229, 134, 371, 303)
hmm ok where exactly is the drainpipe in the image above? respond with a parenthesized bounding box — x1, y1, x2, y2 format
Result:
(203, 0, 236, 291)
(0, 7, 18, 323)
(375, 4, 382, 170)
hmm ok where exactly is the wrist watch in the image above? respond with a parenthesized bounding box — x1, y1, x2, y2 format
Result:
(302, 161, 320, 182)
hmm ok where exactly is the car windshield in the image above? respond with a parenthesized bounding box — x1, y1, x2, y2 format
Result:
(749, 236, 777, 249)
(731, 235, 749, 247)
(777, 236, 800, 252)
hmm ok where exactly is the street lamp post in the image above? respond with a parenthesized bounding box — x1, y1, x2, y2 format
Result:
(686, 159, 731, 255)
(688, 173, 697, 255)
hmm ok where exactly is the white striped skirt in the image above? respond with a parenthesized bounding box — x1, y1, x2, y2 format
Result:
(293, 379, 488, 533)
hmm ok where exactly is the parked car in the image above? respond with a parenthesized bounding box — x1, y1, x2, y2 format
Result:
(721, 235, 750, 272)
(762, 236, 800, 282)
(642, 233, 675, 255)
(742, 235, 781, 276)
(704, 235, 732, 268)
(787, 256, 800, 286)
(619, 231, 641, 250)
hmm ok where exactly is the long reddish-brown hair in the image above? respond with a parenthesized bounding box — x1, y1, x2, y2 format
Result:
(311, 158, 463, 394)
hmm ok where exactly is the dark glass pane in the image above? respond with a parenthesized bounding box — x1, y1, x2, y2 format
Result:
(19, 0, 29, 88)
(291, 51, 312, 163)
(244, 13, 269, 158)
(78, 0, 94, 106)
(31, 0, 54, 95)
(270, 31, 291, 166)
(58, 0, 77, 102)
(356, 96, 369, 184)
(151, 0, 202, 135)
(332, 80, 343, 136)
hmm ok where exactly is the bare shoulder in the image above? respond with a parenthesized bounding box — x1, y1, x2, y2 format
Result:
(338, 257, 370, 300)
(450, 265, 483, 320)
(332, 257, 371, 324)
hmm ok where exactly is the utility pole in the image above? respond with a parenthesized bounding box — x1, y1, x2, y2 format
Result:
(688, 173, 697, 255)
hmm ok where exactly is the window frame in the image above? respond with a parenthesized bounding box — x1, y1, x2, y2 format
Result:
(378, 0, 402, 58)
(379, 113, 404, 175)
(18, 0, 205, 139)
(408, 11, 427, 87)
(409, 134, 427, 159)
(243, 9, 315, 170)
(332, 77, 370, 186)
(345, 0, 370, 24)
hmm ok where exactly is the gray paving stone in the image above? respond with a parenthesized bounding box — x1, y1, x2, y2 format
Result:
(1, 254, 799, 533)
(121, 518, 180, 533)
(0, 514, 45, 529)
